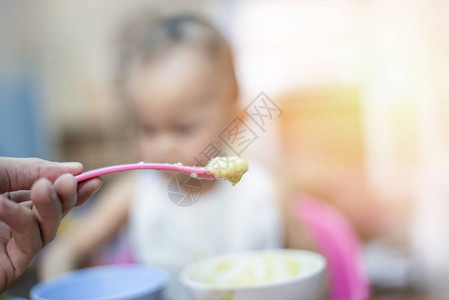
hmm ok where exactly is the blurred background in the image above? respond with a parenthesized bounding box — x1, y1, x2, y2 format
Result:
(2, 0, 449, 299)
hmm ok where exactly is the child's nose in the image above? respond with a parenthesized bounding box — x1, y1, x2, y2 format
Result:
(156, 134, 177, 156)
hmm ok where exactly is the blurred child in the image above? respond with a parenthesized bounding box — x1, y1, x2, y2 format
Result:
(40, 14, 283, 299)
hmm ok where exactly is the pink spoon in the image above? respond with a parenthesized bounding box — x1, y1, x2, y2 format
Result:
(75, 163, 215, 182)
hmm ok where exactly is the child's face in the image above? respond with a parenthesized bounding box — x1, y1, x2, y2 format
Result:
(127, 46, 238, 166)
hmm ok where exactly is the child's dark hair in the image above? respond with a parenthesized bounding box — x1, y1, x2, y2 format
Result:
(116, 13, 239, 100)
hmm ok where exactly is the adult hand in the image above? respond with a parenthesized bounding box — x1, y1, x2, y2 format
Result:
(0, 157, 102, 291)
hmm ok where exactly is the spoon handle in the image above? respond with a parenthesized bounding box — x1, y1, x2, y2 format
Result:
(75, 163, 214, 182)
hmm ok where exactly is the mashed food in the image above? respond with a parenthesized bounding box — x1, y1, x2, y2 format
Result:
(204, 156, 249, 185)
(188, 252, 301, 287)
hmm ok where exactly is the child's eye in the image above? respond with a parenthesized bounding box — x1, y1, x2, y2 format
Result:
(140, 124, 155, 136)
(175, 124, 195, 136)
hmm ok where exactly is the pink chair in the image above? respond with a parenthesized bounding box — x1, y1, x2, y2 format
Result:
(295, 196, 370, 300)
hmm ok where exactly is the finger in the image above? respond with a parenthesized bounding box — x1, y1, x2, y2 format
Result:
(19, 200, 33, 209)
(0, 157, 83, 192)
(1, 190, 31, 203)
(30, 178, 62, 246)
(0, 195, 43, 285)
(54, 174, 77, 217)
(0, 195, 42, 257)
(76, 177, 103, 207)
(0, 220, 11, 240)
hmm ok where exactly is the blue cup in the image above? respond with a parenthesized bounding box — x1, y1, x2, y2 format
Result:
(30, 264, 168, 300)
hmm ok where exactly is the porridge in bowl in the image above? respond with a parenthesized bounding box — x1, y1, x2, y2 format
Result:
(180, 249, 326, 300)
(189, 251, 303, 287)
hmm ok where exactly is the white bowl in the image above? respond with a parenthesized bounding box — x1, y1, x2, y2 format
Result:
(180, 249, 326, 300)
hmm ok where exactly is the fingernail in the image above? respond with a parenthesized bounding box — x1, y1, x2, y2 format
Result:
(61, 162, 82, 169)
(71, 190, 78, 201)
(51, 189, 58, 201)
(92, 186, 102, 196)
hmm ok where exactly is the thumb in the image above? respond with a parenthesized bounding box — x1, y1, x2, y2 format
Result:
(0, 157, 83, 192)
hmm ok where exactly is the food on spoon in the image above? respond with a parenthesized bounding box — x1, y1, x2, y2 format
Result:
(203, 156, 248, 185)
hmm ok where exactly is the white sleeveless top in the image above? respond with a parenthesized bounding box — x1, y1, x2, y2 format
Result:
(128, 162, 283, 300)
